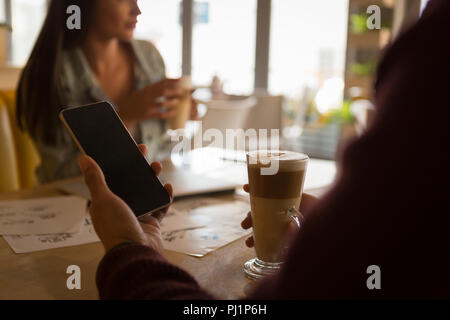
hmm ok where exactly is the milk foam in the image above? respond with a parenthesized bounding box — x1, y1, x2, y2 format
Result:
(247, 150, 308, 172)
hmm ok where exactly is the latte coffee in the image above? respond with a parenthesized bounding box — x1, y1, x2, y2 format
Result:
(247, 150, 308, 263)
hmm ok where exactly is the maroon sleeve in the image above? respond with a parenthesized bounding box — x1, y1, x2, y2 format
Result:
(96, 242, 215, 300)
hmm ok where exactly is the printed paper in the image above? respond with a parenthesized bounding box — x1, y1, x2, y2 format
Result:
(162, 198, 251, 257)
(0, 196, 87, 235)
(3, 215, 100, 254)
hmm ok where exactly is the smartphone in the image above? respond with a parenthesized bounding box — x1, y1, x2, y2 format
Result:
(59, 101, 172, 219)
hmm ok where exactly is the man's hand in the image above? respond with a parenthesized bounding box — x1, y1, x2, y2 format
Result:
(78, 144, 173, 253)
(241, 184, 319, 248)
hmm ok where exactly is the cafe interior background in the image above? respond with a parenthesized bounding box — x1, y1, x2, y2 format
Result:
(0, 0, 427, 194)
(0, 0, 432, 300)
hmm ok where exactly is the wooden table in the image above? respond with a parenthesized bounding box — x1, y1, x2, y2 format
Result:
(0, 154, 335, 300)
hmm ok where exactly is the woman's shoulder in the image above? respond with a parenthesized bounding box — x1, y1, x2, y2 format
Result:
(59, 47, 104, 106)
(60, 48, 84, 82)
(132, 39, 158, 51)
(131, 39, 166, 83)
(132, 39, 160, 55)
(131, 39, 165, 68)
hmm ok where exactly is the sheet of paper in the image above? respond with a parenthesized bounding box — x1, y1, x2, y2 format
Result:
(159, 207, 206, 233)
(2, 215, 100, 254)
(170, 197, 227, 214)
(58, 180, 90, 200)
(0, 196, 87, 235)
(162, 197, 251, 257)
(162, 225, 251, 257)
(188, 200, 251, 226)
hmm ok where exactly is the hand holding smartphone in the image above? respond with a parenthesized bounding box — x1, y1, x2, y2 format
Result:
(59, 101, 172, 219)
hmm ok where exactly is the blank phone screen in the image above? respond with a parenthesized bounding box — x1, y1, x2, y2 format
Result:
(61, 101, 171, 217)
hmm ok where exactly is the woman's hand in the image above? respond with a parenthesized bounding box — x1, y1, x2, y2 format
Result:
(241, 184, 319, 248)
(117, 78, 183, 129)
(78, 144, 172, 253)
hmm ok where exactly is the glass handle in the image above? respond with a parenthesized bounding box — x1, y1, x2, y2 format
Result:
(286, 207, 305, 229)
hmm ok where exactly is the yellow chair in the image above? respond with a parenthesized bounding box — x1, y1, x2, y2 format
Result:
(0, 90, 41, 190)
(0, 97, 20, 193)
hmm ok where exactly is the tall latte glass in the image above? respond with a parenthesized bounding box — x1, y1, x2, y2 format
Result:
(244, 150, 308, 280)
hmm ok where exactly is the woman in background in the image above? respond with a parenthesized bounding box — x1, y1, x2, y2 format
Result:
(17, 0, 197, 183)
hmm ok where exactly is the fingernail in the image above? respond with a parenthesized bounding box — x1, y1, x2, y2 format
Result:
(78, 156, 90, 173)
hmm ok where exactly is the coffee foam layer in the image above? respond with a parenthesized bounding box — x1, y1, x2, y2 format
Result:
(247, 150, 308, 172)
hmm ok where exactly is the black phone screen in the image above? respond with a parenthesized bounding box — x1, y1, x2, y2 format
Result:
(60, 101, 171, 217)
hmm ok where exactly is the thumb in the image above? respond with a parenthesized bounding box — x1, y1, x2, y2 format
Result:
(78, 155, 109, 200)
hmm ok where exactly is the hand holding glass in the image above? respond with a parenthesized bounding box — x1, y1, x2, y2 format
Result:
(244, 150, 309, 280)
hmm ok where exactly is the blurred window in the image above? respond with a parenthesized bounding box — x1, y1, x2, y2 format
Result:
(10, 0, 47, 66)
(192, 0, 256, 95)
(0, 1, 6, 23)
(269, 0, 348, 99)
(134, 0, 183, 78)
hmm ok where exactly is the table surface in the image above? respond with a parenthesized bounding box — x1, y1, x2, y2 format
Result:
(0, 150, 335, 300)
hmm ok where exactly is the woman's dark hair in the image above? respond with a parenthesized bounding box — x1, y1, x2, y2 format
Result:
(16, 0, 96, 144)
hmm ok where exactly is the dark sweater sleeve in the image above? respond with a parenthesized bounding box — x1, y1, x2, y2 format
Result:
(96, 242, 215, 300)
